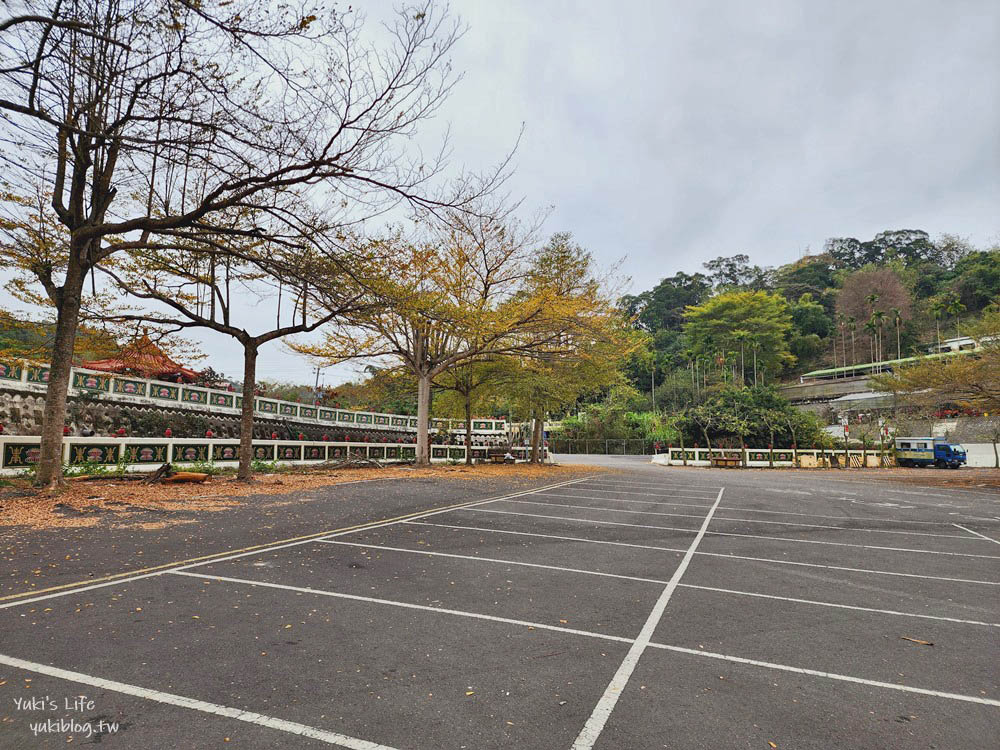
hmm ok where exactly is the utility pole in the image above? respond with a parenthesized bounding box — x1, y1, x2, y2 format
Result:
(312, 365, 324, 405)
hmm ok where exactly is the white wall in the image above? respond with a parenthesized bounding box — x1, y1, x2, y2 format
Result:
(963, 442, 999, 467)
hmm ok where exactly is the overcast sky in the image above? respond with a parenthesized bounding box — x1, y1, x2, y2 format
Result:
(13, 1, 999, 386)
(288, 0, 998, 388)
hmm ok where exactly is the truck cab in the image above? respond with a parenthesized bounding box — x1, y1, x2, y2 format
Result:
(894, 437, 967, 469)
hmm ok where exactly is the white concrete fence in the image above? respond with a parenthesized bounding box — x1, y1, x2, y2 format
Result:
(653, 447, 892, 468)
(651, 445, 998, 468)
(0, 436, 549, 476)
(0, 360, 507, 435)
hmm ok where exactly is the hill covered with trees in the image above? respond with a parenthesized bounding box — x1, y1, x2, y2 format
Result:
(619, 229, 999, 405)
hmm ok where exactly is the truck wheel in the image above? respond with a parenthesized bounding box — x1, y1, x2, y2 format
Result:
(935, 459, 946, 469)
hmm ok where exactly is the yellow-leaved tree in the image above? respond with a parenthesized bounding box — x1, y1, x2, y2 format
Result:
(296, 225, 627, 465)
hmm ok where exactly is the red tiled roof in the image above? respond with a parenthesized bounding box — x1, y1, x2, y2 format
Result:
(81, 335, 201, 383)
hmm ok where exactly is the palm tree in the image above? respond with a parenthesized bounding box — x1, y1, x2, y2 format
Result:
(945, 294, 966, 337)
(684, 349, 698, 396)
(749, 334, 761, 386)
(732, 331, 749, 383)
(872, 309, 886, 367)
(847, 316, 857, 366)
(865, 294, 880, 363)
(890, 307, 903, 360)
(930, 297, 947, 352)
(864, 319, 877, 363)
(836, 313, 848, 377)
(831, 321, 838, 372)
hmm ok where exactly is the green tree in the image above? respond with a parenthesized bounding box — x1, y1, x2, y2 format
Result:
(790, 293, 833, 338)
(944, 292, 967, 337)
(683, 290, 795, 380)
(619, 272, 711, 332)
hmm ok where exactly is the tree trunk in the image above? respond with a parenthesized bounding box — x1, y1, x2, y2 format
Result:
(699, 423, 713, 455)
(992, 436, 999, 469)
(237, 342, 258, 481)
(464, 392, 473, 466)
(35, 259, 86, 488)
(530, 408, 544, 464)
(415, 373, 432, 465)
(678, 428, 687, 466)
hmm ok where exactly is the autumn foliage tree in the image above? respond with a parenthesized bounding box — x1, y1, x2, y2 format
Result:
(492, 235, 636, 462)
(297, 228, 626, 464)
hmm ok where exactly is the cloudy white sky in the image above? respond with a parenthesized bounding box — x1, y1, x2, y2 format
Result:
(289, 0, 997, 387)
(447, 0, 999, 276)
(15, 1, 999, 386)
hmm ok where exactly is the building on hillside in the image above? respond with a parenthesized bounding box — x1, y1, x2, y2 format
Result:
(925, 334, 991, 354)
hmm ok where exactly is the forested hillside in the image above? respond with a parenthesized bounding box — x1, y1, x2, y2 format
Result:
(619, 229, 1000, 405)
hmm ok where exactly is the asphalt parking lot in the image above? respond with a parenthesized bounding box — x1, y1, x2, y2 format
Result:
(1, 461, 998, 748)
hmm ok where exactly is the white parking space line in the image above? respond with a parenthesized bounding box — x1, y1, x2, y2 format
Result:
(406, 521, 1000, 586)
(790, 475, 1000, 500)
(559, 486, 720, 499)
(315, 540, 999, 627)
(0, 653, 400, 749)
(577, 480, 722, 491)
(462, 508, 1000, 559)
(538, 491, 715, 506)
(674, 583, 999, 627)
(169, 570, 633, 644)
(544, 494, 978, 526)
(570, 487, 726, 750)
(644, 643, 1000, 707)
(127, 572, 1000, 712)
(711, 506, 963, 525)
(954, 524, 1000, 545)
(0, 476, 597, 612)
(508, 499, 980, 539)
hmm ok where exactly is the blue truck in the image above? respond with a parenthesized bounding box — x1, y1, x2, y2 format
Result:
(894, 437, 967, 468)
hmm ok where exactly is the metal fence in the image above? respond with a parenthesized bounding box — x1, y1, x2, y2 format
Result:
(549, 438, 655, 455)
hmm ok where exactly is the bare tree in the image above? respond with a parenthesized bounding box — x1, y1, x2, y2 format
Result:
(0, 1, 503, 486)
(835, 269, 912, 333)
(94, 203, 372, 480)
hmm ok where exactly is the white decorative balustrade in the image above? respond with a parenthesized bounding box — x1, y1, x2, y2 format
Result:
(0, 435, 547, 475)
(0, 360, 507, 435)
